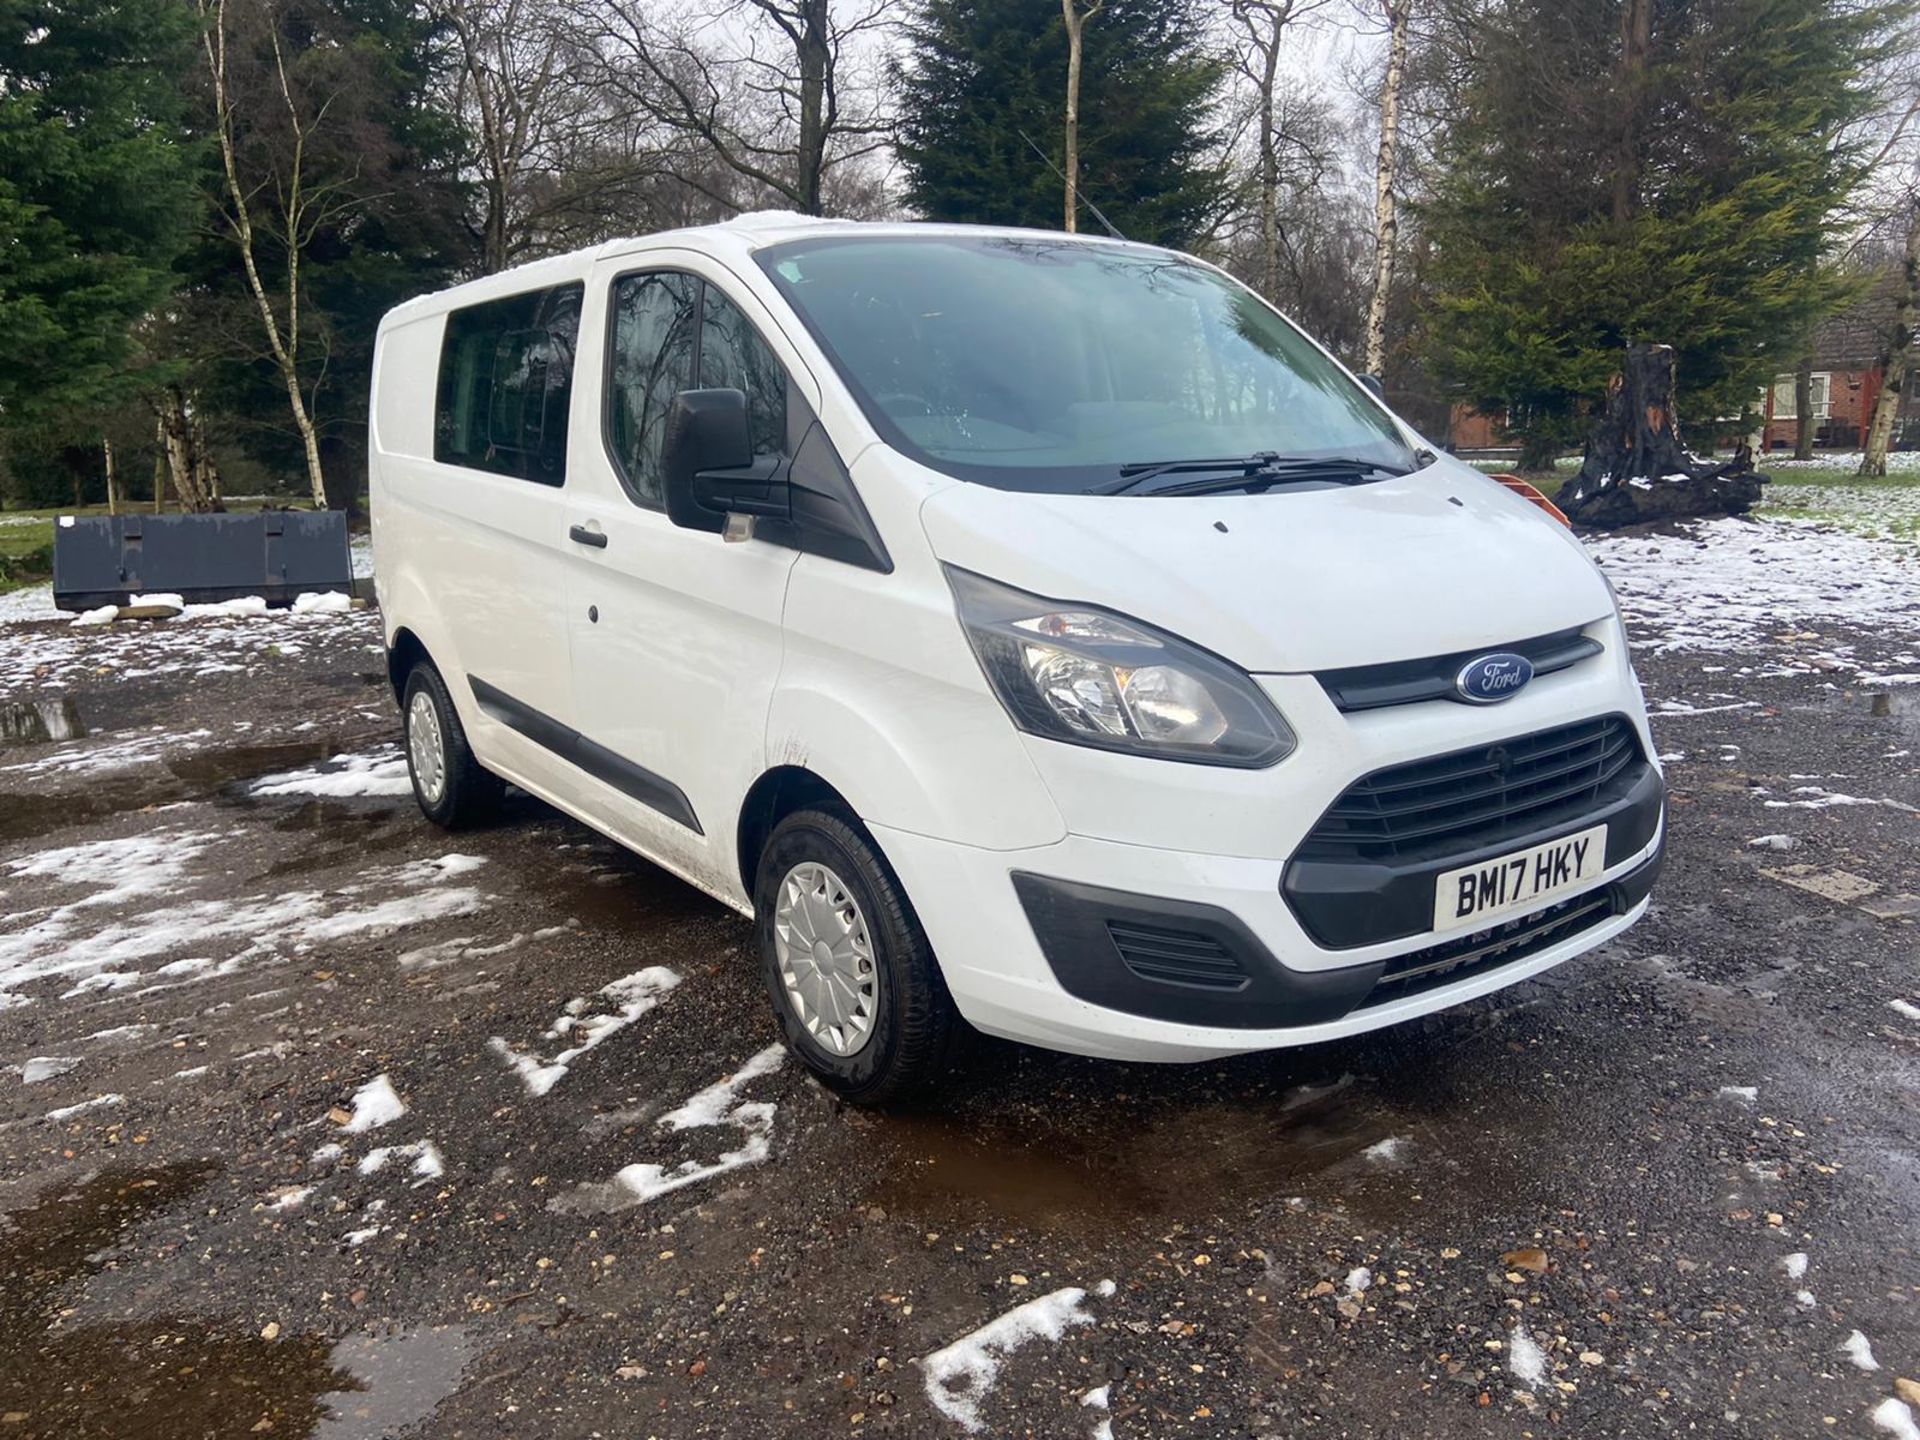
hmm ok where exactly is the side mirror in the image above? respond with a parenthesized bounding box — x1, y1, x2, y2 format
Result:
(1356, 373, 1387, 402)
(662, 388, 788, 533)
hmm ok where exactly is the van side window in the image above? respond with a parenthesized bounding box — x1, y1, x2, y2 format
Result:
(607, 272, 700, 507)
(434, 283, 582, 485)
(698, 286, 789, 460)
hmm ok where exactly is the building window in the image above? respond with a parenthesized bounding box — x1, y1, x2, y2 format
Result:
(1770, 372, 1832, 423)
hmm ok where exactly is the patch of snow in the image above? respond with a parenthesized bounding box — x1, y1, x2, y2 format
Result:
(172, 1065, 209, 1079)
(342, 1075, 407, 1133)
(44, 1094, 123, 1122)
(491, 966, 682, 1097)
(291, 590, 352, 615)
(1875, 1398, 1920, 1440)
(1718, 1085, 1758, 1103)
(344, 1225, 382, 1247)
(82, 1023, 155, 1043)
(21, 1055, 79, 1084)
(1344, 1266, 1372, 1295)
(311, 1142, 344, 1167)
(921, 1280, 1117, 1434)
(1360, 1136, 1405, 1164)
(573, 1044, 787, 1208)
(1508, 1323, 1548, 1389)
(1890, 999, 1920, 1022)
(269, 1186, 314, 1211)
(1748, 834, 1797, 851)
(358, 1140, 445, 1183)
(72, 605, 118, 626)
(250, 746, 411, 799)
(1843, 1330, 1880, 1371)
(1762, 785, 1905, 811)
(1781, 1252, 1808, 1280)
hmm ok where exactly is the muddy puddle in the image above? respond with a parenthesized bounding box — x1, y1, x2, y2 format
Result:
(869, 1073, 1453, 1233)
(0, 739, 341, 845)
(0, 1165, 474, 1438)
(0, 697, 85, 748)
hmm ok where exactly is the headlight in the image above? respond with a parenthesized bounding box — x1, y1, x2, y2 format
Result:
(945, 566, 1295, 767)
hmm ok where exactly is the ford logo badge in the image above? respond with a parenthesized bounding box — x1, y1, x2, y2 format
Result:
(1454, 652, 1534, 704)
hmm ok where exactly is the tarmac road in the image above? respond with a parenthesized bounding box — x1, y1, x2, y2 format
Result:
(0, 579, 1916, 1440)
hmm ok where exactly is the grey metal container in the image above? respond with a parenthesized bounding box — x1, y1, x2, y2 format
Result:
(52, 511, 353, 612)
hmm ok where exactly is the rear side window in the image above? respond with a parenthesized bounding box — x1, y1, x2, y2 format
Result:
(435, 283, 583, 485)
(607, 271, 790, 508)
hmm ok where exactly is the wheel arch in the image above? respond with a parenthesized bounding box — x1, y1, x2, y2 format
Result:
(386, 625, 432, 705)
(735, 765, 862, 899)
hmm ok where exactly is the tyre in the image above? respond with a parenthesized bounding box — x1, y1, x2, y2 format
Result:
(402, 661, 503, 830)
(754, 808, 963, 1104)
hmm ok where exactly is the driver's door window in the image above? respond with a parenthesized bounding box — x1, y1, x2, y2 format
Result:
(607, 271, 699, 508)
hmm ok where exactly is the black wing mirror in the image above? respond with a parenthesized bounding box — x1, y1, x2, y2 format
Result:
(662, 389, 789, 533)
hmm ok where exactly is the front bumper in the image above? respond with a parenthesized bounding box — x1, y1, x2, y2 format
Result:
(870, 803, 1664, 1064)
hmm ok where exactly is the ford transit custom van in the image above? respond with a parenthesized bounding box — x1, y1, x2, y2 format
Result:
(370, 215, 1664, 1102)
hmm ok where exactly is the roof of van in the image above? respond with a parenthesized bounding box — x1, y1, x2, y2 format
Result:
(382, 214, 1166, 323)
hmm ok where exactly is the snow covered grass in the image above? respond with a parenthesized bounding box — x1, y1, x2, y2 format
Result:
(921, 1280, 1117, 1434)
(490, 966, 681, 1097)
(1587, 508, 1920, 684)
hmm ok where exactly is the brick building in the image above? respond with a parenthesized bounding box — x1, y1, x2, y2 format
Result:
(1759, 270, 1919, 452)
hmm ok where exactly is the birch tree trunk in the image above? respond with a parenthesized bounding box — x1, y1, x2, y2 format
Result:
(199, 0, 330, 510)
(155, 388, 223, 513)
(104, 439, 120, 517)
(1362, 0, 1411, 377)
(1861, 196, 1919, 477)
(1060, 0, 1103, 233)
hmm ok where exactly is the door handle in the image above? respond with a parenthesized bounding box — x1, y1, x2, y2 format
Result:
(568, 524, 608, 549)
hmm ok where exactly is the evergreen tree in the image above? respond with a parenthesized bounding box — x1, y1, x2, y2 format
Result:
(0, 0, 196, 429)
(894, 0, 1227, 249)
(1417, 0, 1892, 465)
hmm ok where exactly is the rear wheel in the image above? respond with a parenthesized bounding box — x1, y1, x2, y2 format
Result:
(754, 809, 962, 1104)
(402, 662, 502, 829)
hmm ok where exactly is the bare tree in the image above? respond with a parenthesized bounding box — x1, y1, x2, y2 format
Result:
(198, 0, 339, 509)
(1862, 193, 1919, 476)
(1224, 0, 1326, 299)
(433, 0, 579, 273)
(571, 0, 893, 218)
(1362, 0, 1411, 376)
(1060, 0, 1104, 233)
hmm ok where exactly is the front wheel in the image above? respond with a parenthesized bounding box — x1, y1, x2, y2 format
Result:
(402, 662, 503, 830)
(754, 809, 962, 1104)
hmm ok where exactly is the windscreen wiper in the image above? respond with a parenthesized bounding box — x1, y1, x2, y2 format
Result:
(1087, 452, 1412, 497)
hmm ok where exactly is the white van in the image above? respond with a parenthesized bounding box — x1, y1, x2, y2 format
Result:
(370, 214, 1664, 1102)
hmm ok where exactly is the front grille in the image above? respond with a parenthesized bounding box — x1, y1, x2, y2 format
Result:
(1106, 921, 1249, 991)
(1359, 890, 1615, 1009)
(1298, 716, 1645, 864)
(1317, 628, 1603, 712)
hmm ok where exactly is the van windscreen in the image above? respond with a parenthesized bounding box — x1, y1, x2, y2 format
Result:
(755, 235, 1412, 493)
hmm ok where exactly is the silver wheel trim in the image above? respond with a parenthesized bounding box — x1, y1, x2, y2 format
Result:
(772, 861, 880, 1058)
(408, 690, 448, 806)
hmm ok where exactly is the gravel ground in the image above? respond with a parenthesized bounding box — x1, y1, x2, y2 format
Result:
(1, 511, 1917, 1440)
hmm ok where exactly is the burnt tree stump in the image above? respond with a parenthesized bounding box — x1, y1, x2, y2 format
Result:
(1558, 342, 1766, 528)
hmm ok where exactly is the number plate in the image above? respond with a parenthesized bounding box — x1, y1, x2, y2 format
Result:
(1432, 824, 1608, 933)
